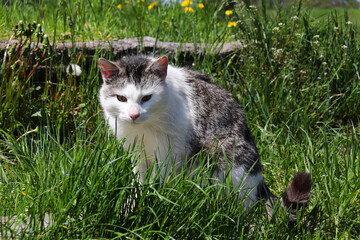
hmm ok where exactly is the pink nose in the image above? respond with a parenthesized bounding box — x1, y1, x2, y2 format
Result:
(129, 113, 140, 121)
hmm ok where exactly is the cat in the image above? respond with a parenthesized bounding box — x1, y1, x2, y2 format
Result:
(98, 55, 312, 221)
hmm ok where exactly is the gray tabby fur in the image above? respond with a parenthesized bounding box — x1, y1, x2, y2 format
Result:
(98, 55, 311, 221)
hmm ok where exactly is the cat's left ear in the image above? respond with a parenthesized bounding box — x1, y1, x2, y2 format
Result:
(147, 56, 168, 81)
(98, 58, 122, 83)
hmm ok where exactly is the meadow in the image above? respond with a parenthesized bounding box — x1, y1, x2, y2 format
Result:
(309, 8, 360, 26)
(0, 0, 360, 239)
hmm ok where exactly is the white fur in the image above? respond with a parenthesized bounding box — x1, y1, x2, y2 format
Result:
(99, 64, 192, 180)
(99, 60, 262, 207)
(232, 168, 263, 208)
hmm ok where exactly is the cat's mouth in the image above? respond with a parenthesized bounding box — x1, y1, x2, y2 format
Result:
(129, 118, 143, 124)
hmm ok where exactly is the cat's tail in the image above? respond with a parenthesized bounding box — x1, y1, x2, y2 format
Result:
(261, 172, 312, 223)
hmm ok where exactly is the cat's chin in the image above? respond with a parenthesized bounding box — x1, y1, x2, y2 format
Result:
(123, 118, 147, 125)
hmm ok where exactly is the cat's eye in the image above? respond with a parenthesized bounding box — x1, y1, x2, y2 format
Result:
(141, 95, 152, 103)
(116, 95, 127, 102)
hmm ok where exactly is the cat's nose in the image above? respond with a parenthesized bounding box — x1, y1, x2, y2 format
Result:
(129, 113, 140, 121)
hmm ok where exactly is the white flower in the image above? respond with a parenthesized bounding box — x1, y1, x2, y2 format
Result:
(334, 26, 339, 30)
(249, 5, 257, 9)
(313, 35, 320, 39)
(272, 48, 283, 58)
(341, 45, 348, 50)
(290, 16, 298, 21)
(313, 40, 320, 45)
(66, 64, 82, 77)
(272, 27, 280, 32)
(278, 22, 284, 26)
(346, 21, 352, 25)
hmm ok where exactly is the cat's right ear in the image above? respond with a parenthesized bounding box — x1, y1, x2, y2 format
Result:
(146, 56, 168, 81)
(98, 58, 121, 83)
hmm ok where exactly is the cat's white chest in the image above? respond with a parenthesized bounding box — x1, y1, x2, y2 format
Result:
(110, 116, 189, 176)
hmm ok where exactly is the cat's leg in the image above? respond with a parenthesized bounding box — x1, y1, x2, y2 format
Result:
(158, 155, 184, 183)
(232, 168, 264, 209)
(156, 143, 187, 183)
(135, 151, 175, 183)
(202, 136, 263, 208)
(214, 164, 264, 209)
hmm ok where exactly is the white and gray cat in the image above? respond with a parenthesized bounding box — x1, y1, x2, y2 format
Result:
(98, 55, 311, 221)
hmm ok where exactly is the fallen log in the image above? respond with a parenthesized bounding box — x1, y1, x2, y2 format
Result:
(1, 36, 244, 61)
(0, 36, 245, 83)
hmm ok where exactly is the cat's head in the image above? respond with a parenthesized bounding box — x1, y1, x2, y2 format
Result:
(98, 56, 169, 124)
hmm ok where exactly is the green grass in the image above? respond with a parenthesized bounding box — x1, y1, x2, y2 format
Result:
(0, 0, 230, 43)
(1, 110, 359, 238)
(1, 0, 360, 239)
(308, 8, 360, 26)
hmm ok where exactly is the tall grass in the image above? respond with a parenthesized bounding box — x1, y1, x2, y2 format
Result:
(1, 105, 359, 238)
(1, 0, 360, 239)
(208, 1, 360, 128)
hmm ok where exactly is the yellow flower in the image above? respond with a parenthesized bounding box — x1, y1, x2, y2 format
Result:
(184, 7, 193, 13)
(217, 22, 220, 27)
(198, 3, 204, 9)
(181, 0, 193, 7)
(148, 1, 158, 9)
(225, 10, 233, 16)
(228, 21, 237, 28)
(117, 4, 122, 9)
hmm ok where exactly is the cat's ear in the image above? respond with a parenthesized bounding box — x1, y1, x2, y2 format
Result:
(98, 58, 122, 83)
(146, 56, 168, 81)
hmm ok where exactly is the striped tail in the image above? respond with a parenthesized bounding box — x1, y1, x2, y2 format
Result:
(260, 172, 312, 223)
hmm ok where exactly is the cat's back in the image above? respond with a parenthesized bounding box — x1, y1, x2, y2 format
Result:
(182, 68, 260, 172)
(184, 69, 249, 135)
(184, 69, 237, 104)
